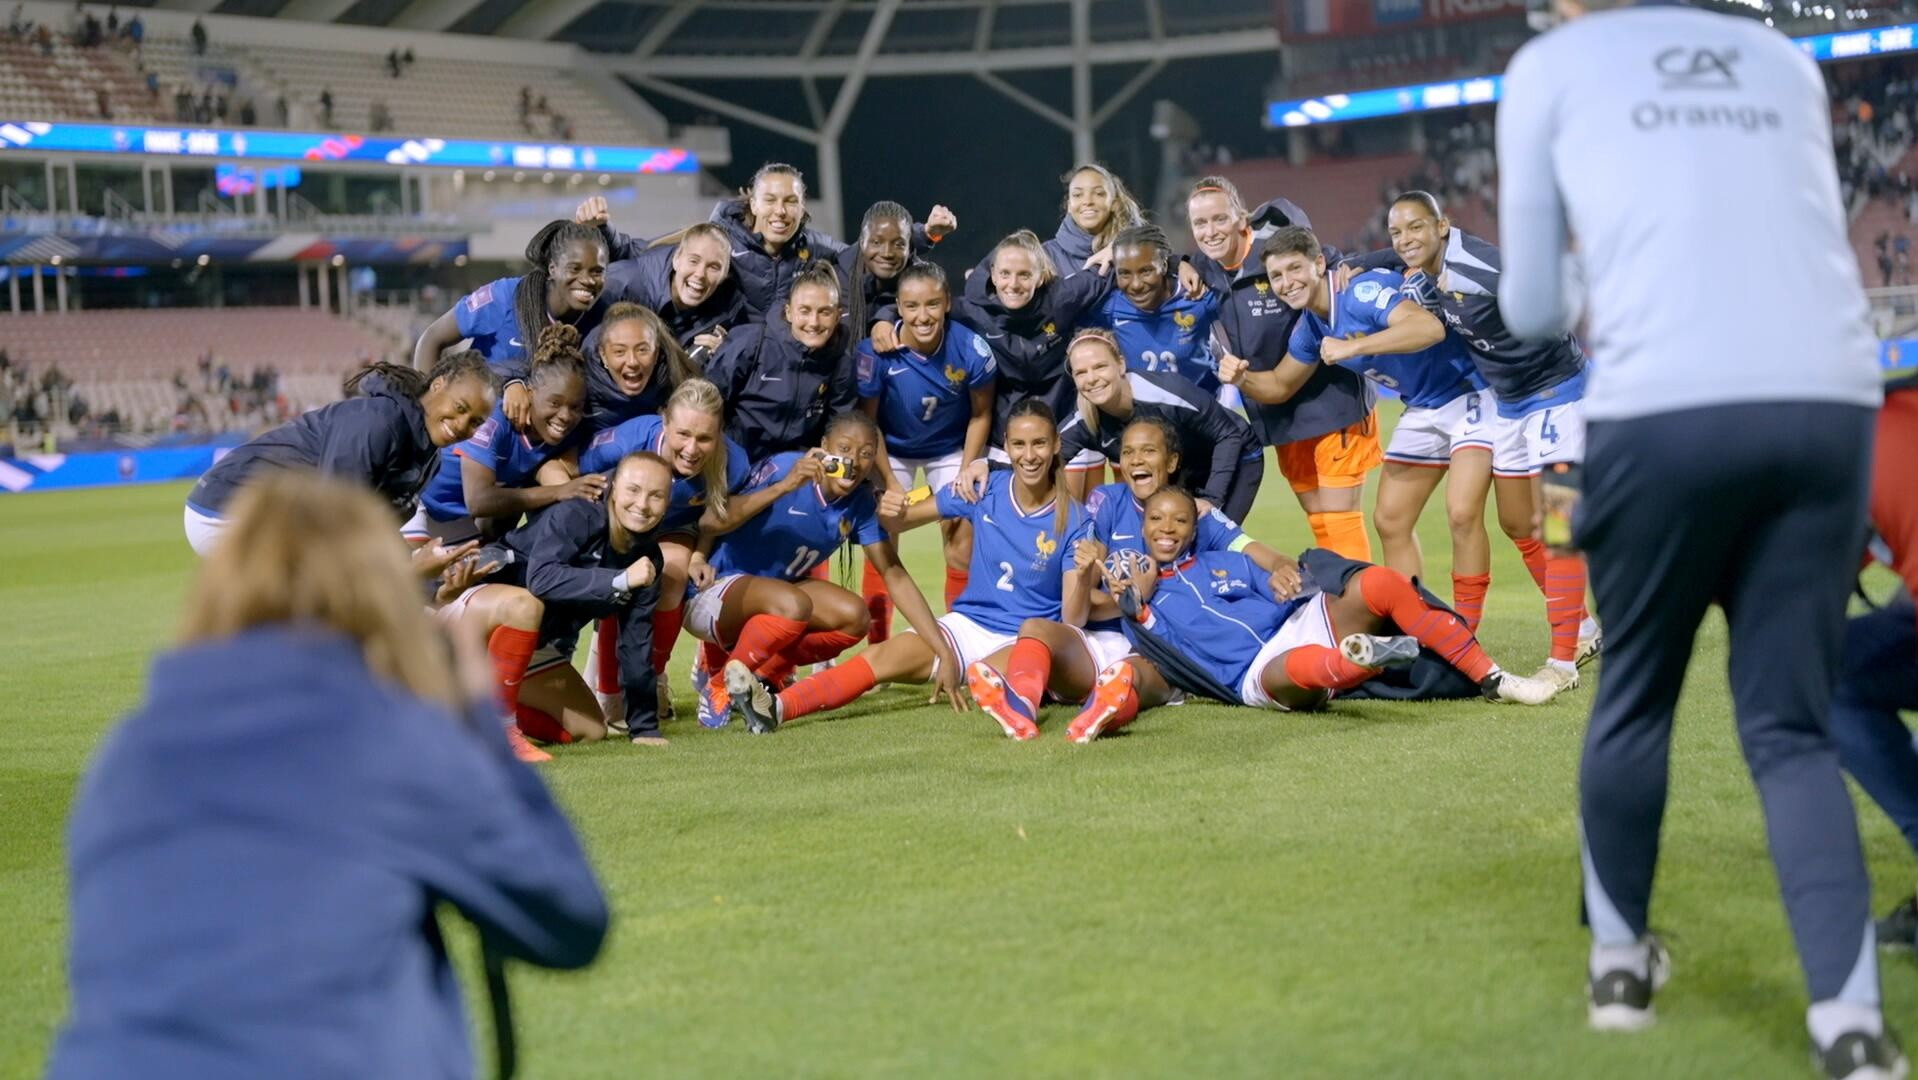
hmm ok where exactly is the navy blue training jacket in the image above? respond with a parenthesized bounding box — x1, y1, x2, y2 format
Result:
(597, 241, 749, 349)
(703, 313, 858, 461)
(48, 625, 608, 1080)
(186, 381, 438, 519)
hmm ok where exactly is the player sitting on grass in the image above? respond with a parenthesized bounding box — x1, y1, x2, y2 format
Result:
(685, 412, 950, 732)
(965, 415, 1297, 739)
(728, 399, 1086, 733)
(440, 452, 669, 757)
(1065, 487, 1557, 743)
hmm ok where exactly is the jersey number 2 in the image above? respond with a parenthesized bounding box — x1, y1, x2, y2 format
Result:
(995, 561, 1015, 592)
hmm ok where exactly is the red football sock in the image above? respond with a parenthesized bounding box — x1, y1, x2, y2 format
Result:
(513, 704, 573, 744)
(1544, 554, 1589, 663)
(650, 605, 686, 675)
(777, 654, 877, 722)
(698, 639, 729, 674)
(487, 625, 540, 713)
(758, 629, 862, 685)
(1282, 644, 1374, 692)
(729, 614, 808, 674)
(1005, 637, 1052, 708)
(1451, 572, 1491, 635)
(862, 559, 893, 645)
(1356, 565, 1494, 682)
(585, 618, 621, 694)
(944, 567, 969, 611)
(1513, 536, 1549, 592)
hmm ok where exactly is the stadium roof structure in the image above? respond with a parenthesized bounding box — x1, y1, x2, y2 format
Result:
(152, 0, 1279, 233)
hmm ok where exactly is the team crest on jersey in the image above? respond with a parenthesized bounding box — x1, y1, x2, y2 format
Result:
(1043, 322, 1057, 336)
(839, 518, 853, 537)
(798, 247, 810, 262)
(1173, 310, 1197, 330)
(1453, 292, 1465, 302)
(1033, 530, 1058, 567)
(944, 363, 968, 386)
(1254, 279, 1270, 295)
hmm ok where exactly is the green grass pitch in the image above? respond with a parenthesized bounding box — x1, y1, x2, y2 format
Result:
(4, 420, 1915, 1077)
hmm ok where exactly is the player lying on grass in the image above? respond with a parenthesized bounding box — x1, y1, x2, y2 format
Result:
(683, 412, 950, 732)
(727, 399, 1086, 733)
(572, 377, 748, 724)
(965, 414, 1297, 739)
(406, 325, 599, 546)
(1063, 487, 1558, 743)
(438, 452, 669, 758)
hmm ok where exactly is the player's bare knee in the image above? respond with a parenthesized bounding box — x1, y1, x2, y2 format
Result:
(770, 589, 812, 624)
(498, 588, 543, 628)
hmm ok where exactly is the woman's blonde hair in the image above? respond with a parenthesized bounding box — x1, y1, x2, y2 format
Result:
(179, 471, 459, 709)
(1066, 327, 1126, 439)
(661, 377, 730, 519)
(988, 229, 1058, 291)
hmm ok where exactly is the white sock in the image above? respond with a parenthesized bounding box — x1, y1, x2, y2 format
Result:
(1580, 616, 1599, 638)
(1549, 657, 1578, 674)
(1590, 940, 1650, 981)
(1808, 999, 1884, 1048)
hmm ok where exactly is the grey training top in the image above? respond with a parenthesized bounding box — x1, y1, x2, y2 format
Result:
(1495, 3, 1881, 421)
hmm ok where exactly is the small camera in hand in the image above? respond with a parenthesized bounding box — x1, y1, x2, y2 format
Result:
(820, 454, 849, 479)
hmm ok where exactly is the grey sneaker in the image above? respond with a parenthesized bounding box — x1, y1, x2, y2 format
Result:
(1588, 935, 1672, 1033)
(1816, 1027, 1909, 1080)
(1482, 669, 1558, 706)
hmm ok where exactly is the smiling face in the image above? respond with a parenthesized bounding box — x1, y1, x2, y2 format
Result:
(527, 369, 585, 445)
(421, 372, 496, 447)
(598, 318, 659, 397)
(671, 233, 729, 308)
(660, 402, 719, 478)
(1187, 190, 1245, 264)
(819, 423, 878, 500)
(749, 172, 804, 248)
(610, 456, 671, 536)
(1388, 199, 1448, 278)
(785, 281, 841, 350)
(895, 277, 948, 355)
(1068, 340, 1126, 410)
(990, 246, 1042, 311)
(1263, 249, 1329, 316)
(1119, 422, 1178, 504)
(549, 237, 606, 315)
(1003, 412, 1057, 495)
(1112, 242, 1167, 310)
(1143, 490, 1197, 564)
(861, 216, 910, 281)
(1066, 168, 1115, 234)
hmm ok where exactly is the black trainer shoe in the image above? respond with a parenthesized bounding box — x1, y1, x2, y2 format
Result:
(1876, 896, 1918, 952)
(1816, 1026, 1909, 1080)
(1588, 936, 1671, 1032)
(725, 660, 780, 735)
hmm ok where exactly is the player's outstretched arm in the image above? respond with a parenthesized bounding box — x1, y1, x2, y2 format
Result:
(412, 308, 465, 372)
(865, 539, 967, 710)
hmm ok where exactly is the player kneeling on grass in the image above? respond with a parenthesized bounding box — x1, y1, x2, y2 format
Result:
(440, 452, 670, 757)
(966, 414, 1300, 740)
(730, 400, 1089, 733)
(1066, 487, 1557, 742)
(686, 412, 950, 731)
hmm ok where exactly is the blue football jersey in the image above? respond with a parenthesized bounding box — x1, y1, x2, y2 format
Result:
(708, 453, 888, 581)
(856, 319, 996, 459)
(418, 403, 576, 521)
(455, 276, 529, 371)
(935, 471, 1090, 634)
(1290, 269, 1483, 410)
(1138, 550, 1308, 689)
(1085, 289, 1225, 392)
(578, 413, 751, 534)
(1084, 482, 1249, 560)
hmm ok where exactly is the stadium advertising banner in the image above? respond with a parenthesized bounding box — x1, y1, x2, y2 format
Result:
(1267, 19, 1918, 127)
(0, 439, 243, 494)
(0, 121, 699, 174)
(1278, 0, 1523, 39)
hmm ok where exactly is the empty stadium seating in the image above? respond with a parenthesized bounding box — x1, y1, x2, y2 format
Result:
(1217, 153, 1423, 253)
(0, 37, 166, 126)
(0, 308, 395, 432)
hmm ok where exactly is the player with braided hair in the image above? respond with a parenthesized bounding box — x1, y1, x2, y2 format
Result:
(413, 219, 607, 372)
